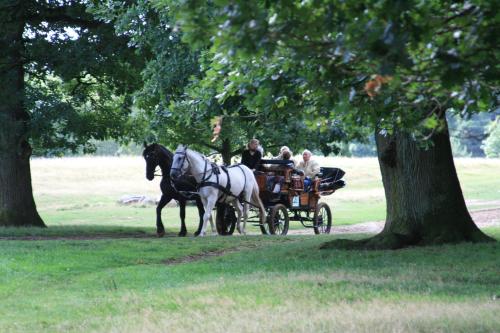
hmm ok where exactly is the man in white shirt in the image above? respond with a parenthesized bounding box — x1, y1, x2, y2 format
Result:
(296, 149, 320, 178)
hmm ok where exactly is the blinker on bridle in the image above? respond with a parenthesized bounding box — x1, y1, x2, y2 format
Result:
(171, 146, 190, 175)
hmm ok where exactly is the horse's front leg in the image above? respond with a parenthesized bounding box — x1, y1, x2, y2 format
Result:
(194, 197, 205, 237)
(199, 196, 216, 237)
(233, 200, 244, 235)
(156, 194, 171, 237)
(178, 199, 187, 237)
(209, 207, 216, 235)
(241, 202, 250, 235)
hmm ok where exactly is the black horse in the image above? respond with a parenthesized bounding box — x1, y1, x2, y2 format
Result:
(143, 143, 205, 237)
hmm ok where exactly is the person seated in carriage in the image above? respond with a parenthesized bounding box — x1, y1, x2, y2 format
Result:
(297, 149, 320, 178)
(241, 138, 262, 171)
(268, 146, 295, 169)
(296, 149, 321, 191)
(280, 150, 295, 166)
(269, 150, 295, 193)
(274, 146, 292, 159)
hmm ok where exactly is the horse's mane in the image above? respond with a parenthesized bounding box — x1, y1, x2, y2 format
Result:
(186, 147, 209, 162)
(153, 144, 174, 167)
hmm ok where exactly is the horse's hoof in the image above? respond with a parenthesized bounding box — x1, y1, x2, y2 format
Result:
(194, 231, 201, 237)
(178, 231, 187, 237)
(157, 231, 165, 238)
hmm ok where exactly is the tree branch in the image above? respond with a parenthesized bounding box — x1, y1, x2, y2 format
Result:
(26, 6, 104, 30)
(197, 141, 219, 151)
(444, 5, 477, 24)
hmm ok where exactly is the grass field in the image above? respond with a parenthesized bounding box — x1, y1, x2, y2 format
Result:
(23, 156, 500, 235)
(1, 156, 500, 332)
(1, 232, 499, 332)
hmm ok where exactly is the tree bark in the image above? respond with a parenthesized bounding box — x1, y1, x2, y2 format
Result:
(221, 139, 232, 165)
(322, 114, 494, 249)
(0, 4, 45, 227)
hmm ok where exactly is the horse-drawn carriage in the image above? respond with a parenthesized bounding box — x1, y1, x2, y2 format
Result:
(144, 143, 345, 237)
(216, 159, 346, 236)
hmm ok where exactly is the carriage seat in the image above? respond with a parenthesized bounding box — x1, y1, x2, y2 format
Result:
(266, 175, 284, 193)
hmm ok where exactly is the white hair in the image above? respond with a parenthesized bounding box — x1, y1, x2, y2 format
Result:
(302, 149, 312, 155)
(280, 146, 290, 153)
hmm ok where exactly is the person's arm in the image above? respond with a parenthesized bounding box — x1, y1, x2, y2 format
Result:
(241, 150, 250, 166)
(294, 161, 305, 175)
(311, 160, 321, 176)
(254, 151, 262, 168)
(248, 151, 261, 170)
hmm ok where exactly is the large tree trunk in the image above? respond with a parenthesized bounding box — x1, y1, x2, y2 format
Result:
(0, 5, 45, 227)
(221, 139, 232, 165)
(322, 115, 493, 249)
(0, 146, 45, 227)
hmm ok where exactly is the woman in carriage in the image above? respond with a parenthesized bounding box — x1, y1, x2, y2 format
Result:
(241, 138, 262, 170)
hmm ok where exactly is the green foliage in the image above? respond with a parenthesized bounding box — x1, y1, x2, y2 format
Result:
(450, 137, 472, 157)
(447, 112, 498, 157)
(482, 116, 500, 158)
(348, 140, 378, 157)
(27, 74, 143, 156)
(91, 0, 201, 110)
(93, 1, 348, 160)
(0, 1, 146, 155)
(87, 140, 143, 156)
(172, 0, 499, 141)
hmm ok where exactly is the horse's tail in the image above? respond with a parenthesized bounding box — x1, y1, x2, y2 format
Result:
(251, 179, 267, 222)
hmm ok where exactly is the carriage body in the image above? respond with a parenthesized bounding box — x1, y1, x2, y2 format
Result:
(214, 159, 345, 236)
(249, 159, 346, 235)
(254, 163, 319, 211)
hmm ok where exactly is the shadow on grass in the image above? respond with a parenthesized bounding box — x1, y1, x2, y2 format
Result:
(0, 225, 168, 240)
(170, 230, 500, 299)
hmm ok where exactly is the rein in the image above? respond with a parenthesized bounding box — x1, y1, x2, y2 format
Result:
(173, 147, 250, 204)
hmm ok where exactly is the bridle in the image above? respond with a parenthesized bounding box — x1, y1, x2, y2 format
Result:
(144, 150, 164, 178)
(171, 146, 217, 184)
(171, 146, 191, 176)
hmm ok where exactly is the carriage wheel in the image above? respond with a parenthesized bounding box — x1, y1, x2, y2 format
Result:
(313, 202, 332, 234)
(267, 204, 289, 236)
(215, 204, 236, 236)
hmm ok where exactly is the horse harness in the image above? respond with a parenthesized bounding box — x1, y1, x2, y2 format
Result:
(172, 147, 248, 204)
(199, 163, 247, 203)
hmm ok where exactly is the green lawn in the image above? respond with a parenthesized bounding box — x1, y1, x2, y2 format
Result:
(1, 156, 500, 332)
(24, 156, 500, 235)
(1, 230, 499, 332)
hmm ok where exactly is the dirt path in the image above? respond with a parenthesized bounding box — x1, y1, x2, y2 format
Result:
(163, 248, 239, 265)
(163, 244, 260, 265)
(2, 208, 499, 240)
(287, 207, 500, 235)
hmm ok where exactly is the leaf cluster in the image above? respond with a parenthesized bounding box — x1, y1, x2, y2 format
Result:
(172, 0, 499, 141)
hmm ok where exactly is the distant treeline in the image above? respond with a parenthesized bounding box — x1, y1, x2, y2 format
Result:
(342, 112, 500, 158)
(33, 113, 500, 159)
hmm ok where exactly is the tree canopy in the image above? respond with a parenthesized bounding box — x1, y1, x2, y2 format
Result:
(164, 0, 499, 248)
(171, 0, 498, 139)
(91, 0, 351, 162)
(1, 0, 146, 156)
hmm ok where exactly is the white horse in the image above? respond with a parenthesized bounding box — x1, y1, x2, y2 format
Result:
(170, 145, 266, 236)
